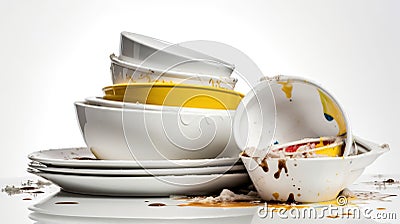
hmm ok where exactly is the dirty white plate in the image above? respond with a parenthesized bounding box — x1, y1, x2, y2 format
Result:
(28, 162, 245, 176)
(28, 147, 241, 169)
(27, 169, 250, 196)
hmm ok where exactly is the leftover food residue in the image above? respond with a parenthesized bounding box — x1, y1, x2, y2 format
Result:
(1, 179, 51, 197)
(244, 136, 345, 159)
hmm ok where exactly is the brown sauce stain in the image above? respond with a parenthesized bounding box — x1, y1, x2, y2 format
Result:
(22, 198, 32, 200)
(274, 159, 288, 179)
(259, 158, 269, 172)
(73, 157, 98, 160)
(327, 215, 340, 218)
(287, 193, 295, 204)
(20, 187, 37, 191)
(55, 201, 79, 205)
(383, 178, 395, 183)
(148, 203, 166, 207)
(297, 193, 301, 197)
(267, 202, 309, 210)
(240, 151, 249, 157)
(178, 201, 261, 208)
(377, 207, 387, 210)
(272, 192, 280, 200)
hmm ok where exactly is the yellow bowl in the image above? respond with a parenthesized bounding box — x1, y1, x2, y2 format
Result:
(102, 83, 244, 110)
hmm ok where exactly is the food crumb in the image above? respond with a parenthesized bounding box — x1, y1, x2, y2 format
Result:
(383, 178, 395, 183)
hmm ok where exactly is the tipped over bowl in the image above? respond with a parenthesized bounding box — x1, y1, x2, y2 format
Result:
(240, 137, 389, 202)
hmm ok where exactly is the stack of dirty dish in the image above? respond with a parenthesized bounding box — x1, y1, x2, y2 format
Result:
(27, 32, 250, 196)
(27, 32, 389, 202)
(81, 32, 245, 161)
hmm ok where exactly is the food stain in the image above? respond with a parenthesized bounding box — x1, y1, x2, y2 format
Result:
(287, 193, 295, 204)
(240, 151, 249, 157)
(20, 187, 37, 191)
(22, 198, 32, 200)
(278, 81, 293, 99)
(148, 203, 166, 207)
(318, 89, 346, 135)
(260, 158, 269, 172)
(274, 159, 288, 179)
(383, 178, 395, 183)
(55, 201, 79, 205)
(327, 215, 340, 219)
(272, 192, 280, 200)
(72, 157, 98, 160)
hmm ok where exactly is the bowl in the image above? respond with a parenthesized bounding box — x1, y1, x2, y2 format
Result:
(119, 32, 235, 77)
(240, 137, 389, 202)
(110, 54, 237, 90)
(233, 75, 353, 157)
(75, 101, 240, 160)
(102, 83, 244, 110)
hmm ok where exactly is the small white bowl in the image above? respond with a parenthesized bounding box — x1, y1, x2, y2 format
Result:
(75, 101, 239, 160)
(110, 54, 237, 90)
(119, 32, 235, 78)
(241, 137, 389, 203)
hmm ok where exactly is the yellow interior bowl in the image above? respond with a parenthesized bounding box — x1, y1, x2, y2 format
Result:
(314, 138, 344, 157)
(102, 83, 244, 110)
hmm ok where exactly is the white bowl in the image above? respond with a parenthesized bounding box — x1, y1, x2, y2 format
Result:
(75, 101, 239, 160)
(119, 32, 235, 77)
(110, 54, 237, 90)
(233, 75, 353, 157)
(241, 137, 389, 203)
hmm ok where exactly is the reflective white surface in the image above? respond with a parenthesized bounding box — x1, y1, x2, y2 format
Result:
(1, 174, 400, 223)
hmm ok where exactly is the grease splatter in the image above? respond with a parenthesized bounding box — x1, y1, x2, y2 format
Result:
(274, 159, 288, 179)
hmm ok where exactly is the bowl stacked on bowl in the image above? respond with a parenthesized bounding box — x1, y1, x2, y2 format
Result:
(80, 32, 245, 161)
(26, 32, 250, 196)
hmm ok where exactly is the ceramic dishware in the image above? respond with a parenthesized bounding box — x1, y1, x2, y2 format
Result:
(118, 32, 235, 77)
(75, 102, 239, 160)
(102, 83, 244, 110)
(240, 137, 389, 202)
(110, 54, 237, 90)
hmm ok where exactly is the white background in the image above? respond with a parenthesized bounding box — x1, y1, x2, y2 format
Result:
(0, 0, 399, 178)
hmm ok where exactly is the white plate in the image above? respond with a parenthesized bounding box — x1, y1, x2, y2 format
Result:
(27, 170, 250, 196)
(29, 191, 256, 221)
(28, 163, 245, 176)
(28, 147, 241, 169)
